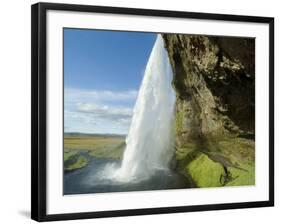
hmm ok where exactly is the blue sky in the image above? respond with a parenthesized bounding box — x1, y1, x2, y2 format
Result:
(64, 28, 156, 134)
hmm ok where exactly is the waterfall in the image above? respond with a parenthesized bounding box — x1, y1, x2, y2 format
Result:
(114, 35, 176, 182)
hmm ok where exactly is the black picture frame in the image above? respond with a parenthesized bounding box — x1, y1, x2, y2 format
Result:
(31, 2, 274, 222)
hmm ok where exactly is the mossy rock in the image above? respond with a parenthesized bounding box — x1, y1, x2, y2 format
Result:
(186, 153, 225, 187)
(176, 136, 255, 188)
(226, 163, 255, 186)
(64, 154, 89, 172)
(175, 143, 197, 160)
(175, 110, 184, 133)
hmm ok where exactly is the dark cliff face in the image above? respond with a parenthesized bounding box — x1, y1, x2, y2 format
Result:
(162, 34, 255, 187)
(162, 34, 255, 145)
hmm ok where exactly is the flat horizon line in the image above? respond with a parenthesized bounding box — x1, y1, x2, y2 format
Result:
(64, 131, 127, 136)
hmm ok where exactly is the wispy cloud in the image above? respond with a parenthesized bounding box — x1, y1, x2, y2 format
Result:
(77, 103, 132, 122)
(64, 88, 137, 134)
(65, 88, 138, 105)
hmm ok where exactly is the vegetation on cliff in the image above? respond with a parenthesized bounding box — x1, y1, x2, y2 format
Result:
(162, 34, 255, 187)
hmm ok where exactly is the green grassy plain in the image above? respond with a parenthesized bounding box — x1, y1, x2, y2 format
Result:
(64, 134, 126, 172)
(64, 135, 125, 151)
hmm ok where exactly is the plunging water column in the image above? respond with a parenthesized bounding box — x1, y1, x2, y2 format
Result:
(115, 35, 176, 182)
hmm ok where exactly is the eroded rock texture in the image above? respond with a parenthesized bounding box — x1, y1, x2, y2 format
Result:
(162, 34, 255, 187)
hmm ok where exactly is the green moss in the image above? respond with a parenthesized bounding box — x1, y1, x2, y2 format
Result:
(187, 153, 225, 187)
(64, 155, 88, 171)
(64, 150, 77, 162)
(176, 143, 197, 160)
(218, 138, 255, 163)
(175, 110, 184, 133)
(226, 163, 255, 186)
(175, 143, 200, 173)
(175, 136, 255, 188)
(64, 150, 89, 172)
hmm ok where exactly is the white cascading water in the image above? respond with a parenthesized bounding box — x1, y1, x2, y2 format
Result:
(114, 35, 176, 182)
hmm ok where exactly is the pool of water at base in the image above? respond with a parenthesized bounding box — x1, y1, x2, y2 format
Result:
(64, 152, 193, 195)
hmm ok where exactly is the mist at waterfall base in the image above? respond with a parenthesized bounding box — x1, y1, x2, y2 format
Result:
(64, 35, 192, 195)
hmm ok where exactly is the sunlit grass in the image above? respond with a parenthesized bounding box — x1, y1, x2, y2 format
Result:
(64, 135, 126, 171)
(64, 155, 89, 172)
(89, 142, 126, 159)
(64, 135, 125, 151)
(176, 136, 255, 188)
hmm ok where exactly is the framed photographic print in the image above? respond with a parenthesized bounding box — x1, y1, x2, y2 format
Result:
(31, 2, 274, 222)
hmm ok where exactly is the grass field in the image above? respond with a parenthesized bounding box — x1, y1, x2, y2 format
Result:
(64, 134, 126, 172)
(64, 134, 125, 151)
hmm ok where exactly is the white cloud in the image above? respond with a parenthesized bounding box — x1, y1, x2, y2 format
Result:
(64, 110, 97, 124)
(77, 103, 132, 122)
(64, 88, 138, 134)
(65, 88, 138, 104)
